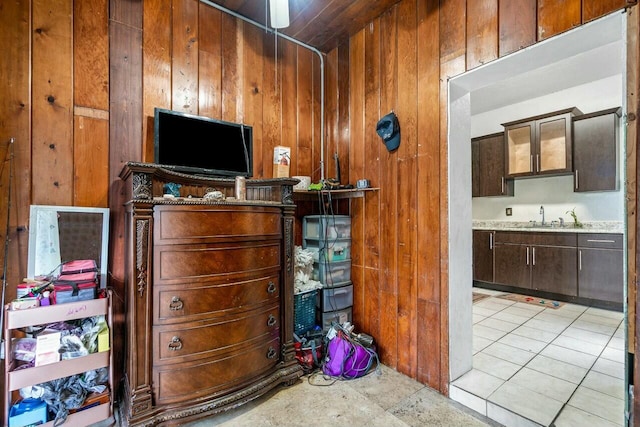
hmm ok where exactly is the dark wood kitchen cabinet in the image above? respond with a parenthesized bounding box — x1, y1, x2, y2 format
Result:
(493, 231, 577, 296)
(473, 230, 495, 282)
(578, 233, 624, 304)
(530, 245, 578, 296)
(494, 242, 530, 289)
(503, 107, 581, 178)
(471, 133, 514, 197)
(572, 107, 621, 192)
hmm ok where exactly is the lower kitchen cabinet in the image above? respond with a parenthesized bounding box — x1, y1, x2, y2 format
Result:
(494, 243, 530, 289)
(530, 245, 577, 296)
(479, 230, 623, 305)
(473, 230, 495, 282)
(578, 234, 624, 304)
(493, 231, 577, 296)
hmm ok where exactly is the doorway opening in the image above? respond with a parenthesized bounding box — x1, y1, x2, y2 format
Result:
(447, 11, 628, 426)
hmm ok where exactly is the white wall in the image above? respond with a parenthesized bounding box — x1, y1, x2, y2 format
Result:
(471, 75, 624, 223)
(448, 88, 473, 382)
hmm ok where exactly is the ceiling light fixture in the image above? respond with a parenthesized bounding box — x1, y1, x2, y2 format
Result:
(269, 0, 290, 29)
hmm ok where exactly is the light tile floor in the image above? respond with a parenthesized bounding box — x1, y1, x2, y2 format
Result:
(451, 288, 627, 427)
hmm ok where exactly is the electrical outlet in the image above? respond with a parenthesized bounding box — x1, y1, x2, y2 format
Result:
(506, 207, 512, 216)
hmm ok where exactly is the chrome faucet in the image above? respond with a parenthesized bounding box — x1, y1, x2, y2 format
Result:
(540, 205, 545, 226)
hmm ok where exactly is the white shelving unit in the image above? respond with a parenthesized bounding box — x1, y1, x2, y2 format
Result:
(3, 296, 114, 426)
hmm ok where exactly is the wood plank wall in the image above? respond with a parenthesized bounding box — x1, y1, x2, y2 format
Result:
(0, 0, 636, 417)
(333, 0, 632, 393)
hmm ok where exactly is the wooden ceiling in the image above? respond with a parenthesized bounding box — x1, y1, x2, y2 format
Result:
(204, 0, 403, 52)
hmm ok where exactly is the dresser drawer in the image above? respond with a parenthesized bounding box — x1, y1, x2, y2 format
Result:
(153, 304, 280, 365)
(153, 336, 281, 405)
(154, 242, 280, 284)
(154, 275, 280, 324)
(154, 205, 281, 244)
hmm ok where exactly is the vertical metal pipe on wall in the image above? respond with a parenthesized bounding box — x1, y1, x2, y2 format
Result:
(199, 0, 327, 181)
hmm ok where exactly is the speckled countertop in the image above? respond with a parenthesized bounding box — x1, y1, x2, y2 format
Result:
(473, 220, 624, 234)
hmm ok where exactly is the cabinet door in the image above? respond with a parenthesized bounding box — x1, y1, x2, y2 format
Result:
(505, 122, 534, 177)
(536, 113, 572, 175)
(531, 245, 577, 296)
(578, 248, 623, 303)
(481, 134, 513, 196)
(473, 230, 494, 282)
(471, 139, 480, 197)
(573, 108, 620, 192)
(494, 243, 530, 289)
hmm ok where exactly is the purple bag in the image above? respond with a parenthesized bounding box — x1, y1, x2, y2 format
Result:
(322, 332, 375, 379)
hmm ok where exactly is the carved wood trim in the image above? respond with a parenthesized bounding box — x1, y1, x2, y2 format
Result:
(132, 172, 153, 199)
(284, 217, 293, 274)
(136, 219, 149, 296)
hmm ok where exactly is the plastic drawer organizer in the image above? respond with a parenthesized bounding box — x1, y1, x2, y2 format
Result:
(316, 283, 353, 313)
(302, 214, 353, 332)
(303, 215, 351, 240)
(312, 260, 351, 287)
(317, 307, 353, 332)
(303, 238, 351, 263)
(3, 297, 114, 427)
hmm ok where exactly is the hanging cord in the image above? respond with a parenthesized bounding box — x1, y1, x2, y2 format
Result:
(0, 138, 15, 352)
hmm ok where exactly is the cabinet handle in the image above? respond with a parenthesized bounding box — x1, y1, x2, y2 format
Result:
(575, 170, 579, 190)
(267, 281, 277, 294)
(266, 346, 277, 359)
(267, 314, 277, 327)
(168, 336, 183, 351)
(536, 154, 540, 172)
(532, 247, 536, 266)
(169, 296, 184, 311)
(586, 239, 616, 243)
(579, 250, 582, 271)
(530, 155, 533, 173)
(526, 247, 530, 265)
(501, 177, 505, 194)
(489, 233, 493, 250)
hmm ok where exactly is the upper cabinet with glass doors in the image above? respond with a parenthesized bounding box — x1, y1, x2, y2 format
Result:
(503, 108, 582, 178)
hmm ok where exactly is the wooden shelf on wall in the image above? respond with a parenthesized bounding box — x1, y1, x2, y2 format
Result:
(292, 188, 379, 201)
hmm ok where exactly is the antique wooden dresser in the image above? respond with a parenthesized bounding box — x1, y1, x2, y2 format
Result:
(119, 162, 302, 426)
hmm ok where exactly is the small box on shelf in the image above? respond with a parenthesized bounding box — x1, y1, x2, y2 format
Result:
(34, 329, 61, 367)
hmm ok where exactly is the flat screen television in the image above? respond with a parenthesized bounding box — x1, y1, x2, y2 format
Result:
(154, 108, 253, 178)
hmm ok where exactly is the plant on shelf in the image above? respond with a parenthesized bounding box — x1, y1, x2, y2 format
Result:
(566, 207, 583, 228)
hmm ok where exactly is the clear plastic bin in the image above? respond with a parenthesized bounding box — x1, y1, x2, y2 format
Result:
(303, 238, 351, 262)
(303, 215, 351, 240)
(317, 307, 352, 332)
(317, 283, 353, 312)
(312, 260, 351, 286)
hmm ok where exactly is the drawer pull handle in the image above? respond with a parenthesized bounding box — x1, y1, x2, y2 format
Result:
(267, 281, 277, 293)
(168, 336, 183, 351)
(266, 346, 277, 359)
(586, 239, 616, 243)
(267, 314, 277, 327)
(169, 296, 184, 311)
